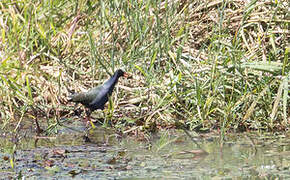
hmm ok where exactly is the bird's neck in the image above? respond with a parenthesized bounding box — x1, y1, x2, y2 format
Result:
(103, 72, 120, 93)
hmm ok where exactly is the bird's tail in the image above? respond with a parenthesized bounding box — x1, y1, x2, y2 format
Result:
(66, 84, 76, 102)
(67, 95, 74, 102)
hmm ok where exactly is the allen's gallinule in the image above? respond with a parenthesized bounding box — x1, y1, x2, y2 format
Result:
(68, 69, 128, 121)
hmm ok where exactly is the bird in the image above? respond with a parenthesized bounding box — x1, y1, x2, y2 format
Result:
(68, 69, 128, 122)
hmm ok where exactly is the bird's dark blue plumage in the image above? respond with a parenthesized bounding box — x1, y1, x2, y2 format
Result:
(68, 69, 127, 113)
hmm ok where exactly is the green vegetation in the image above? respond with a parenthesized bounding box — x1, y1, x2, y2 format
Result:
(0, 0, 289, 135)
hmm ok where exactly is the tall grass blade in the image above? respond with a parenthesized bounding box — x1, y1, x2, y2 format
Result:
(282, 74, 289, 124)
(243, 84, 269, 122)
(270, 81, 283, 124)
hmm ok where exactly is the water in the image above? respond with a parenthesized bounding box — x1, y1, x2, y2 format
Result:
(0, 124, 289, 179)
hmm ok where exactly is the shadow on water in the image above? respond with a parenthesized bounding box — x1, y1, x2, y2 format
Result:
(0, 120, 289, 179)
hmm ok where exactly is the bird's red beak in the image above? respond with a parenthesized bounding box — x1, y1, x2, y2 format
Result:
(123, 72, 129, 78)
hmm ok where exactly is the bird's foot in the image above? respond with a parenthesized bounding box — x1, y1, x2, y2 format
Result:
(83, 134, 91, 143)
(83, 116, 96, 129)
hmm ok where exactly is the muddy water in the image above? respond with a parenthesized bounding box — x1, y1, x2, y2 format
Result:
(0, 123, 289, 179)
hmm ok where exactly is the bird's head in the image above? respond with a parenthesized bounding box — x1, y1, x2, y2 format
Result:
(116, 69, 129, 78)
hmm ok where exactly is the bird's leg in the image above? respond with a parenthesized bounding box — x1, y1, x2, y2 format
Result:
(32, 107, 43, 135)
(83, 109, 93, 143)
(84, 109, 91, 124)
(85, 109, 96, 129)
(84, 109, 91, 123)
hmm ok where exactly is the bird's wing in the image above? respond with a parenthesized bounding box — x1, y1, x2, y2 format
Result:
(69, 86, 102, 105)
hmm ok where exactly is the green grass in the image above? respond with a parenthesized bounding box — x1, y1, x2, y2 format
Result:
(0, 0, 289, 135)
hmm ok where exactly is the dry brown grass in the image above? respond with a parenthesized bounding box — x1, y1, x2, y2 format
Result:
(0, 0, 288, 133)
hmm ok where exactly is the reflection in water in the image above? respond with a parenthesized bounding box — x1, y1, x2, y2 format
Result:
(0, 128, 289, 179)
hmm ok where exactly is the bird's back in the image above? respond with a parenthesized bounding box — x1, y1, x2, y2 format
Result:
(68, 86, 102, 107)
(68, 69, 125, 111)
